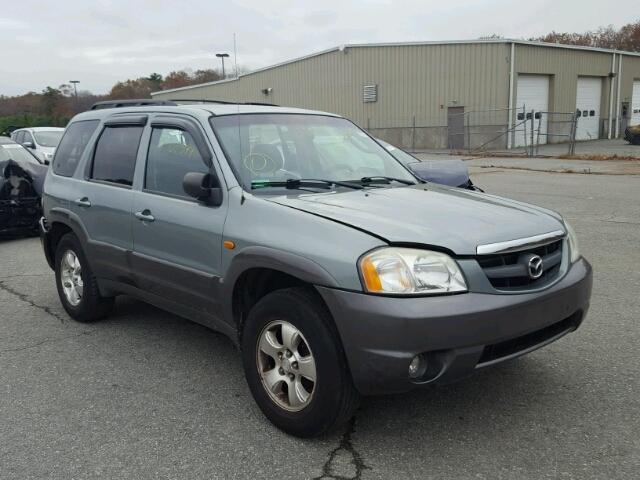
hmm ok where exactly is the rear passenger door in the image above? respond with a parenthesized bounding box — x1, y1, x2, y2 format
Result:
(131, 115, 228, 317)
(73, 115, 146, 282)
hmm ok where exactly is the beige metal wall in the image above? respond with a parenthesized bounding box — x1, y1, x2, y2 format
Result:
(154, 43, 511, 130)
(512, 44, 640, 140)
(153, 41, 640, 148)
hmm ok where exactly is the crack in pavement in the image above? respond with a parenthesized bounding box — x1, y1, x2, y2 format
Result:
(0, 331, 92, 354)
(313, 417, 369, 480)
(0, 279, 67, 323)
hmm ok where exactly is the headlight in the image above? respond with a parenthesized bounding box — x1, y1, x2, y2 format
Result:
(359, 247, 467, 295)
(564, 221, 581, 263)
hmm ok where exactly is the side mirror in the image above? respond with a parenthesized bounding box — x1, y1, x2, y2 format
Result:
(23, 141, 35, 149)
(183, 172, 222, 206)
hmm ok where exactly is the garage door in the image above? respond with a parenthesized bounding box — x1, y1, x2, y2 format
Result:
(631, 80, 640, 126)
(515, 74, 549, 147)
(575, 77, 602, 140)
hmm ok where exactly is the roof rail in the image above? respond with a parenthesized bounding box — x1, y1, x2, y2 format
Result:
(90, 99, 178, 110)
(170, 99, 279, 107)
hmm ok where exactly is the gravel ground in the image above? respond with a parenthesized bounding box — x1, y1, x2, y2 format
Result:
(1, 165, 638, 479)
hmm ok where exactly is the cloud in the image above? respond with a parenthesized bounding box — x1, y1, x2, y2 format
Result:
(0, 0, 637, 96)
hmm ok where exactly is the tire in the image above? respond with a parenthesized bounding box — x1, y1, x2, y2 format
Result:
(241, 287, 360, 437)
(54, 233, 114, 322)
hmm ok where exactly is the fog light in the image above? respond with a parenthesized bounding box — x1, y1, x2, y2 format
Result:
(408, 354, 426, 379)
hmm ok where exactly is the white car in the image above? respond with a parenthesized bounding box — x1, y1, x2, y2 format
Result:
(11, 127, 65, 164)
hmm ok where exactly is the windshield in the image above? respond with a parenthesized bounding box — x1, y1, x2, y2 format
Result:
(210, 114, 415, 191)
(0, 145, 40, 164)
(377, 139, 419, 167)
(34, 130, 63, 147)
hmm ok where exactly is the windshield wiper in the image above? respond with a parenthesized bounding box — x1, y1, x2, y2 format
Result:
(251, 178, 363, 190)
(358, 176, 416, 185)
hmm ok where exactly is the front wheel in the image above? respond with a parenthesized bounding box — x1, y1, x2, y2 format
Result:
(241, 287, 359, 437)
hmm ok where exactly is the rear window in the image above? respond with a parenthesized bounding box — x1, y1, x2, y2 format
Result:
(53, 120, 99, 177)
(91, 126, 143, 186)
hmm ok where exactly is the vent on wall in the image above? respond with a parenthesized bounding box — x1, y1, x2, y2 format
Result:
(363, 84, 378, 103)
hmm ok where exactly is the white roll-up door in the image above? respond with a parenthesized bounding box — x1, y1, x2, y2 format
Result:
(631, 80, 640, 126)
(514, 75, 549, 147)
(575, 77, 602, 140)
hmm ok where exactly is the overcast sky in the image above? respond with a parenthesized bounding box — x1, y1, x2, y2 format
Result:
(0, 0, 635, 96)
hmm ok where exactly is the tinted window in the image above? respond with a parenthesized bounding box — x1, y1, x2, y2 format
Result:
(53, 120, 100, 177)
(91, 126, 143, 186)
(145, 128, 209, 197)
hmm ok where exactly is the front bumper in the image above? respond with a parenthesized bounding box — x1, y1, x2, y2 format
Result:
(0, 198, 41, 235)
(318, 257, 592, 395)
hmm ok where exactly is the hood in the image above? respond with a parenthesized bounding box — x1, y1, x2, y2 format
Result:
(267, 184, 565, 255)
(1, 159, 47, 199)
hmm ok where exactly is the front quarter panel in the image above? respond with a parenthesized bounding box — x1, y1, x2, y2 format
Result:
(221, 187, 386, 292)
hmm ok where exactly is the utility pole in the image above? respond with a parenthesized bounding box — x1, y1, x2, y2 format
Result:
(69, 80, 80, 110)
(216, 53, 230, 78)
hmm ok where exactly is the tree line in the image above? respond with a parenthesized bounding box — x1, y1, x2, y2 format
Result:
(0, 69, 223, 135)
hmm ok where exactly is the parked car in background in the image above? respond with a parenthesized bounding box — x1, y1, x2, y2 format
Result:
(376, 138, 483, 191)
(624, 125, 640, 145)
(40, 103, 591, 437)
(11, 127, 65, 164)
(0, 137, 47, 235)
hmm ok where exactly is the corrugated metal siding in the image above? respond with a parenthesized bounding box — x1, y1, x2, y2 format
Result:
(154, 43, 511, 129)
(514, 44, 613, 114)
(621, 55, 640, 104)
(153, 41, 640, 142)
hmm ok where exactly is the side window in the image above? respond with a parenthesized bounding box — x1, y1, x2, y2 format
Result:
(23, 131, 34, 145)
(91, 126, 144, 186)
(145, 127, 209, 197)
(14, 131, 24, 143)
(52, 120, 100, 177)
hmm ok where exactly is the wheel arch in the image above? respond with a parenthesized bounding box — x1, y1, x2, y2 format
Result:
(221, 246, 341, 342)
(42, 208, 90, 270)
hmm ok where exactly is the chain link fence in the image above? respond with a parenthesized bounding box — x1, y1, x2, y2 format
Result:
(364, 106, 626, 156)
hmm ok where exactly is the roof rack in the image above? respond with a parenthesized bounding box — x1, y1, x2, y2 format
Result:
(170, 99, 279, 107)
(90, 99, 178, 110)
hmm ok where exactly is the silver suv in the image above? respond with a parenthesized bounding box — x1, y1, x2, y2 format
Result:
(40, 103, 592, 437)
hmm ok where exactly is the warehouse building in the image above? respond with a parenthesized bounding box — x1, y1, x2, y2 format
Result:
(152, 40, 640, 150)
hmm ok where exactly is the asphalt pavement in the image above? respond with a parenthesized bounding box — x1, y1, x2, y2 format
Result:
(1, 164, 638, 479)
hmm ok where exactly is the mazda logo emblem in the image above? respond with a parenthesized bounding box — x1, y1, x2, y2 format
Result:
(528, 255, 544, 279)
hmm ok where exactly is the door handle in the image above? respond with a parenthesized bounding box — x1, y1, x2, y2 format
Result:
(134, 210, 155, 222)
(75, 197, 91, 208)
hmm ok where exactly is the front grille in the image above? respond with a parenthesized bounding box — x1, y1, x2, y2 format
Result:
(477, 239, 563, 290)
(477, 311, 582, 366)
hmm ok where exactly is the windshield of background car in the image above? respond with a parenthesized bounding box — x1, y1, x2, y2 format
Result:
(210, 114, 415, 191)
(0, 144, 40, 164)
(34, 130, 63, 147)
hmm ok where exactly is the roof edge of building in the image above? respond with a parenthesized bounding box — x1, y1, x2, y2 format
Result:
(151, 39, 640, 97)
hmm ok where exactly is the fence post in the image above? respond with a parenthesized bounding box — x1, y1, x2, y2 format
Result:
(466, 113, 471, 153)
(412, 116, 416, 152)
(367, 117, 370, 131)
(535, 112, 542, 155)
(568, 112, 577, 156)
(529, 110, 535, 157)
